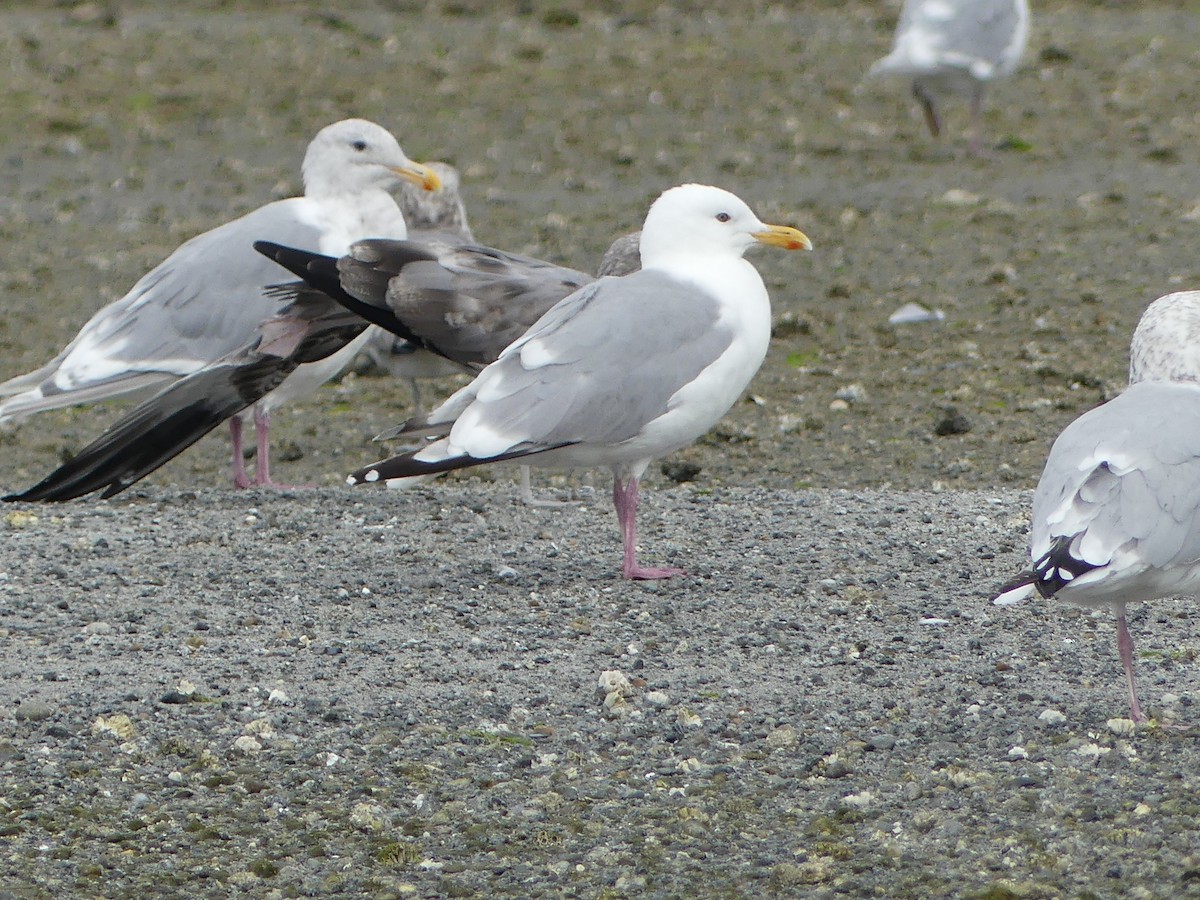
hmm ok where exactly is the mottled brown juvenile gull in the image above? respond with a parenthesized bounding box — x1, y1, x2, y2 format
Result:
(344, 184, 812, 580)
(869, 0, 1030, 153)
(994, 291, 1200, 723)
(0, 118, 439, 489)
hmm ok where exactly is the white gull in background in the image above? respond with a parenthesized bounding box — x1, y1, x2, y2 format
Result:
(0, 118, 439, 489)
(869, 0, 1030, 153)
(995, 291, 1200, 723)
(343, 184, 812, 579)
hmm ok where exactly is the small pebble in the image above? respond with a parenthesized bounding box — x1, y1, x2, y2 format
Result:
(824, 759, 852, 779)
(232, 735, 262, 754)
(842, 790, 874, 809)
(14, 700, 54, 723)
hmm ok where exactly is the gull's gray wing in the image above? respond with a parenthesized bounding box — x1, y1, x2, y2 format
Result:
(4, 289, 364, 502)
(346, 270, 735, 483)
(1030, 381, 1200, 580)
(452, 269, 734, 451)
(2, 200, 326, 406)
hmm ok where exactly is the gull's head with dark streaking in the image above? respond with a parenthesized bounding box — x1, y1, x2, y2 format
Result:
(396, 161, 475, 244)
(301, 118, 442, 200)
(1128, 290, 1200, 387)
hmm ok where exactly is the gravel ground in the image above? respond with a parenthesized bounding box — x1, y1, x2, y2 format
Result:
(2, 484, 1199, 899)
(3, 1, 1200, 898)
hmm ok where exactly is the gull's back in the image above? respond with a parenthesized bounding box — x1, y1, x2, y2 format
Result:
(873, 0, 1029, 83)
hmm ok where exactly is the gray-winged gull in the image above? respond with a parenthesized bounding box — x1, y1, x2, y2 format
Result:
(869, 0, 1030, 153)
(994, 291, 1200, 723)
(0, 118, 440, 489)
(343, 184, 812, 580)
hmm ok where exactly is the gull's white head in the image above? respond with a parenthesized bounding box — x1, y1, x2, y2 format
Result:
(1129, 291, 1200, 386)
(301, 118, 441, 200)
(638, 184, 811, 269)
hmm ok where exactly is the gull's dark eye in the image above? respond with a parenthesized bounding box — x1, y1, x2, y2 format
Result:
(351, 140, 368, 152)
(716, 212, 731, 223)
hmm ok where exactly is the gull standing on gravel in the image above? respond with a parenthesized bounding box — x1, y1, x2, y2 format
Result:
(0, 118, 439, 489)
(995, 291, 1200, 723)
(343, 184, 812, 579)
(869, 0, 1030, 153)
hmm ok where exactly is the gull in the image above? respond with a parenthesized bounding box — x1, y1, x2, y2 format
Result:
(869, 0, 1030, 153)
(343, 184, 811, 579)
(994, 291, 1200, 723)
(0, 118, 439, 489)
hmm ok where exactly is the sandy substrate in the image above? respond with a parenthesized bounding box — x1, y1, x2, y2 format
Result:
(2, 1, 1200, 897)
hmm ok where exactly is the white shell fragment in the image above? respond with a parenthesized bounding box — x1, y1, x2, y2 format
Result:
(889, 302, 946, 325)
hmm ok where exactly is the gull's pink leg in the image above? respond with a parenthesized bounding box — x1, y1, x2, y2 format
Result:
(253, 405, 274, 486)
(230, 415, 252, 489)
(251, 405, 313, 490)
(1115, 605, 1146, 723)
(612, 475, 684, 581)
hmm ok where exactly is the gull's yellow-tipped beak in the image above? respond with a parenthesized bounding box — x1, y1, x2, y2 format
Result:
(752, 224, 813, 251)
(392, 161, 442, 192)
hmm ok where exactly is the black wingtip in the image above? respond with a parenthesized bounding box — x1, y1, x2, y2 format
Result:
(256, 241, 434, 349)
(347, 443, 575, 487)
(346, 452, 472, 486)
(1030, 535, 1098, 598)
(254, 242, 346, 298)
